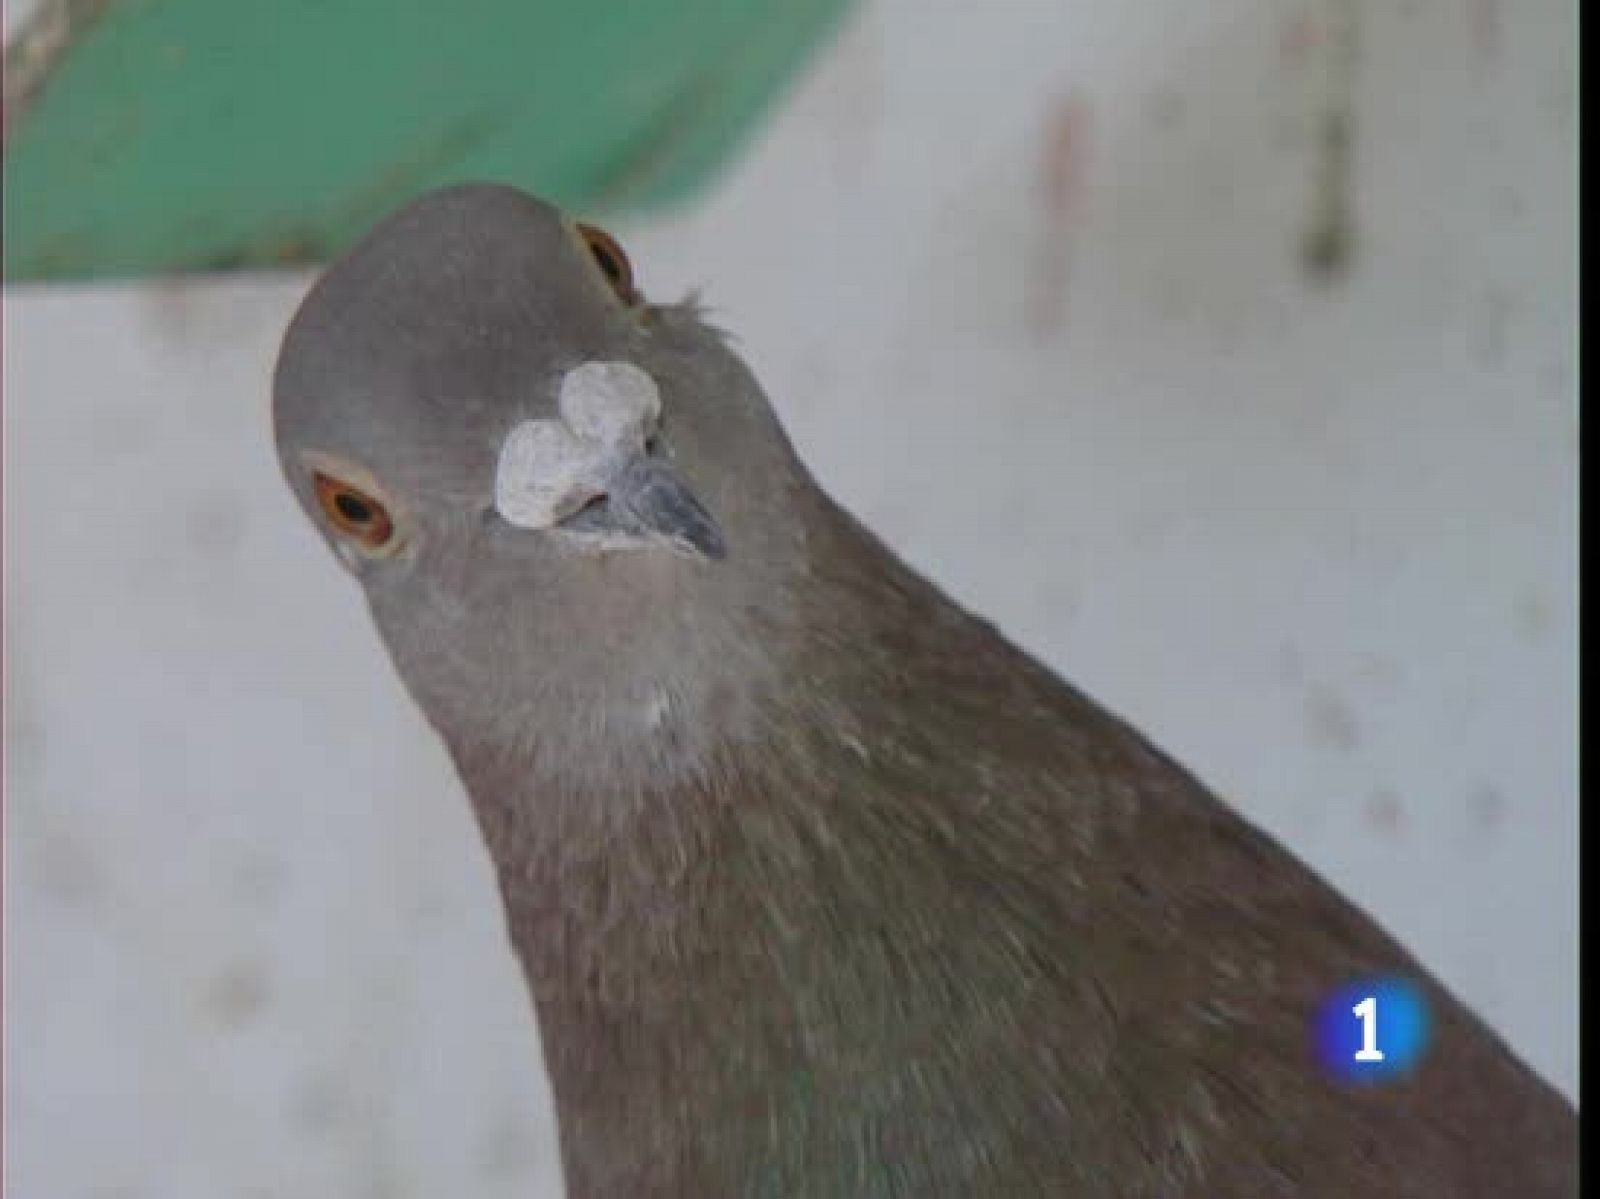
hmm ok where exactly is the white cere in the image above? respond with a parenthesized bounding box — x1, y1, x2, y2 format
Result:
(494, 360, 663, 530)
(559, 360, 660, 451)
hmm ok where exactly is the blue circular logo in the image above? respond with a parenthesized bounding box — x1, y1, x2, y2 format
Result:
(1314, 977, 1431, 1082)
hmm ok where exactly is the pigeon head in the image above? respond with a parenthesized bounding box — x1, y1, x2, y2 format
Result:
(272, 184, 811, 771)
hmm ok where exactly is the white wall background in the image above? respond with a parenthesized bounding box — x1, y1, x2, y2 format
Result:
(4, 1, 1577, 1195)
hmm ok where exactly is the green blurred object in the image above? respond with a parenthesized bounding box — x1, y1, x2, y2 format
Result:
(2, 0, 850, 281)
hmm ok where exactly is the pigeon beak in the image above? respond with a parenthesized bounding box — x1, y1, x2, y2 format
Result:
(492, 418, 727, 561)
(521, 446, 725, 562)
(593, 451, 728, 561)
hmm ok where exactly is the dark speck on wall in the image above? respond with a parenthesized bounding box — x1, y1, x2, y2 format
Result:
(1466, 781, 1508, 831)
(205, 960, 272, 1030)
(1298, 0, 1361, 282)
(1365, 787, 1405, 834)
(1304, 683, 1361, 751)
(1301, 110, 1356, 279)
(1471, 0, 1503, 66)
(1028, 90, 1094, 339)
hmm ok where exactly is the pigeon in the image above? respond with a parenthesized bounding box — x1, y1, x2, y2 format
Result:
(272, 183, 1577, 1198)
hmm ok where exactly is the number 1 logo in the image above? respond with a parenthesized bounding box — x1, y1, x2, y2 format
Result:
(1351, 995, 1385, 1062)
(1315, 978, 1429, 1081)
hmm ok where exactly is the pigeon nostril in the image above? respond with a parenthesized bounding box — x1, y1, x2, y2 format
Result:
(554, 492, 612, 533)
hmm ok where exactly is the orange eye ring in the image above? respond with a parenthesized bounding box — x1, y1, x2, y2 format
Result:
(313, 471, 397, 552)
(576, 221, 640, 306)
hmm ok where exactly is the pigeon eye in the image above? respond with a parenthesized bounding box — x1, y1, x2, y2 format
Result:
(576, 222, 640, 306)
(313, 471, 396, 552)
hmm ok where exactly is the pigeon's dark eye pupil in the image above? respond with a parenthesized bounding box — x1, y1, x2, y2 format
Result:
(334, 492, 372, 523)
